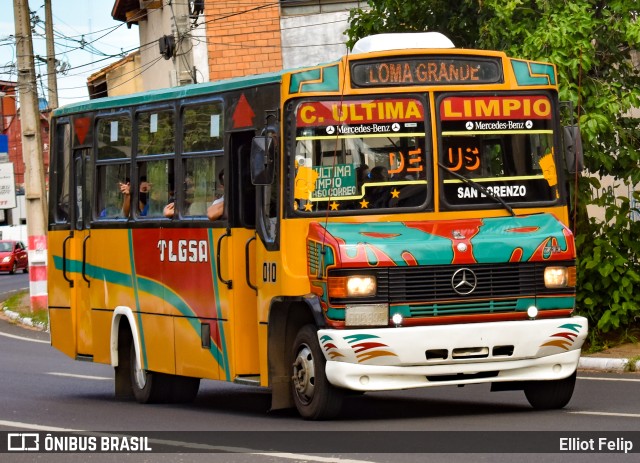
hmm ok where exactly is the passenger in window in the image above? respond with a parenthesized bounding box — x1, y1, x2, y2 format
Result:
(207, 169, 225, 221)
(162, 188, 176, 218)
(163, 177, 194, 218)
(120, 176, 150, 216)
(356, 163, 369, 190)
(365, 166, 390, 208)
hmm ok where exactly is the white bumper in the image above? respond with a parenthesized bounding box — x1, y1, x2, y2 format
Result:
(319, 316, 587, 391)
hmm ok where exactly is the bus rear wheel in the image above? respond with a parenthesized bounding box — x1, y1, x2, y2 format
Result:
(291, 324, 344, 420)
(129, 343, 199, 404)
(524, 371, 576, 410)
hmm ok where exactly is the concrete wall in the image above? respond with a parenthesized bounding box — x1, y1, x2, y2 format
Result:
(106, 53, 144, 96)
(280, 11, 350, 70)
(123, 3, 208, 91)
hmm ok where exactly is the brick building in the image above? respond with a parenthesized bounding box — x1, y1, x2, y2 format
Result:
(205, 1, 283, 81)
(204, 1, 365, 80)
(0, 80, 50, 190)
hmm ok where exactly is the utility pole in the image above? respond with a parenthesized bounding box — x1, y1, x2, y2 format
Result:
(44, 0, 58, 110)
(13, 0, 49, 312)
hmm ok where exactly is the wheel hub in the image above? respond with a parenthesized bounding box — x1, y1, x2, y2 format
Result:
(292, 344, 315, 404)
(133, 359, 147, 389)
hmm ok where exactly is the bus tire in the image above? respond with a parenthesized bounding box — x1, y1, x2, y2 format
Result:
(524, 371, 576, 410)
(291, 324, 344, 420)
(129, 343, 171, 403)
(168, 375, 200, 404)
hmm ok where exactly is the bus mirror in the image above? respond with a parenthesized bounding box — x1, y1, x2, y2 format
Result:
(250, 135, 275, 185)
(563, 126, 584, 174)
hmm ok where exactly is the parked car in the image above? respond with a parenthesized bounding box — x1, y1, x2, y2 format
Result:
(0, 240, 28, 274)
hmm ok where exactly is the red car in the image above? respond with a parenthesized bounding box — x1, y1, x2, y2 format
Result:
(0, 240, 29, 274)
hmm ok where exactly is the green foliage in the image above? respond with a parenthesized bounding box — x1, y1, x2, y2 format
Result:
(1, 290, 49, 327)
(626, 355, 640, 372)
(346, 0, 486, 48)
(346, 1, 640, 333)
(576, 188, 640, 332)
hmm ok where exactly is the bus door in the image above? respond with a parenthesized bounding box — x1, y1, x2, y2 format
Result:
(224, 133, 261, 380)
(247, 131, 280, 385)
(48, 119, 93, 358)
(71, 148, 93, 355)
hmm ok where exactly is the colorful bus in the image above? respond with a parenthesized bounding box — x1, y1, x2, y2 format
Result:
(48, 32, 587, 419)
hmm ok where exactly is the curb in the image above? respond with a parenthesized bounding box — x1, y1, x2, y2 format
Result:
(1, 307, 49, 332)
(1, 306, 637, 372)
(578, 356, 639, 373)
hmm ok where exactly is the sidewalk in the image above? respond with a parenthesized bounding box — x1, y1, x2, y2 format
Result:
(1, 303, 639, 372)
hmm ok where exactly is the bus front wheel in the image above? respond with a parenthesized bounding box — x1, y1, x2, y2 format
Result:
(291, 324, 344, 420)
(524, 371, 577, 410)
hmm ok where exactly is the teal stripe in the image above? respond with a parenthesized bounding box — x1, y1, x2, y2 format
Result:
(289, 65, 340, 94)
(128, 229, 148, 369)
(52, 232, 230, 376)
(208, 228, 230, 381)
(511, 59, 556, 86)
(301, 65, 339, 93)
(290, 69, 321, 94)
(559, 323, 582, 332)
(344, 334, 380, 343)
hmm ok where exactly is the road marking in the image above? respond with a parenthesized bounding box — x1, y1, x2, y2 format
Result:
(569, 411, 640, 418)
(0, 419, 80, 432)
(0, 331, 49, 344)
(47, 372, 110, 381)
(578, 376, 640, 383)
(0, 419, 376, 463)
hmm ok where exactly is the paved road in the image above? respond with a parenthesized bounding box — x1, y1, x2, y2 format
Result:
(0, 317, 638, 463)
(0, 272, 29, 303)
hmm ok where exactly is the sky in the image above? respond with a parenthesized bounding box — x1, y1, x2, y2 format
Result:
(0, 0, 140, 107)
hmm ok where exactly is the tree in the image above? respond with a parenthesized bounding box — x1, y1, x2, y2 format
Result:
(347, 1, 640, 336)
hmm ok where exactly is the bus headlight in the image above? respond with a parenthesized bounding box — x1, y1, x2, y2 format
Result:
(347, 276, 376, 297)
(544, 266, 576, 288)
(328, 275, 377, 298)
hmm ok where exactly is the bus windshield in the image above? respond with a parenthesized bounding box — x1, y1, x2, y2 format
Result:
(437, 94, 559, 209)
(291, 98, 430, 214)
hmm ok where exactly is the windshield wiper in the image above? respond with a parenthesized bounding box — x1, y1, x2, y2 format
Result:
(438, 163, 516, 217)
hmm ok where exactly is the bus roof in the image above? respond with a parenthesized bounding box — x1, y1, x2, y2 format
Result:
(52, 69, 285, 117)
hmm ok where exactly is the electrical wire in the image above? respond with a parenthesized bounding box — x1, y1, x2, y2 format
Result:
(3, 0, 356, 104)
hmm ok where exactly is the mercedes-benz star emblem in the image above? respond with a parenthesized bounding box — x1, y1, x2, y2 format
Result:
(451, 268, 477, 295)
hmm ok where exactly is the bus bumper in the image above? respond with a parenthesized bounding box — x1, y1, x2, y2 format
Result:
(320, 316, 588, 391)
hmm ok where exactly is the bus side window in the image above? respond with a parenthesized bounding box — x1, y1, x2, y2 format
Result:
(136, 109, 175, 218)
(52, 122, 72, 223)
(182, 156, 220, 218)
(180, 101, 224, 219)
(95, 115, 132, 219)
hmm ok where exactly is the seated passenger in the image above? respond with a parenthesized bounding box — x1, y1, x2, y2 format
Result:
(121, 176, 150, 216)
(207, 169, 225, 221)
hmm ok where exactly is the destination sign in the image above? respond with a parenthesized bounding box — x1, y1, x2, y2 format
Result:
(297, 99, 425, 126)
(351, 57, 502, 87)
(443, 178, 556, 207)
(440, 95, 552, 120)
